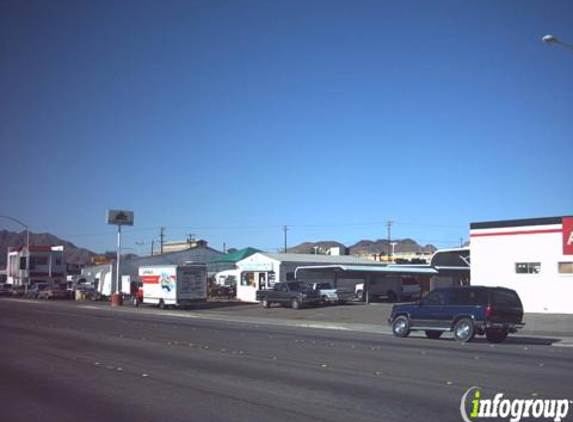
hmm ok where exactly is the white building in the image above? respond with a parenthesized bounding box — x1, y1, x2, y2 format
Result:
(470, 216, 573, 314)
(6, 245, 66, 286)
(234, 252, 436, 303)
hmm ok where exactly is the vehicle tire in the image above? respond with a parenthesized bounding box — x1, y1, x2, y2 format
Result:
(356, 290, 364, 301)
(321, 295, 329, 305)
(485, 328, 508, 343)
(425, 330, 443, 339)
(261, 298, 270, 309)
(159, 299, 166, 310)
(291, 298, 301, 310)
(454, 318, 475, 343)
(387, 291, 398, 303)
(392, 316, 411, 338)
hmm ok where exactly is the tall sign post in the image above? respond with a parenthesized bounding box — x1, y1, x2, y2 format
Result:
(107, 210, 134, 306)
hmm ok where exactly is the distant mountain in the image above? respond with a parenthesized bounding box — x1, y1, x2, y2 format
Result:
(288, 238, 437, 256)
(287, 241, 348, 255)
(0, 230, 97, 267)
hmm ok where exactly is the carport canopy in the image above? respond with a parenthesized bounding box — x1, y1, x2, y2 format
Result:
(294, 265, 438, 279)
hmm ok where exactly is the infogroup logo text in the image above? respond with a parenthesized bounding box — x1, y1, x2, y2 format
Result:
(460, 387, 571, 422)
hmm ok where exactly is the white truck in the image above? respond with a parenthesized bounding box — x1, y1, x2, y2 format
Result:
(138, 264, 207, 309)
(355, 277, 421, 302)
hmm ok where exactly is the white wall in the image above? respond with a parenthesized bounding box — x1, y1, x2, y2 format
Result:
(471, 223, 573, 314)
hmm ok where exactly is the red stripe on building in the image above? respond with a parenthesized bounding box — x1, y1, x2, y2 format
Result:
(470, 228, 562, 238)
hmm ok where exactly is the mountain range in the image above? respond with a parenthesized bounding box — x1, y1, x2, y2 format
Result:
(287, 239, 437, 256)
(0, 230, 96, 267)
(0, 230, 437, 269)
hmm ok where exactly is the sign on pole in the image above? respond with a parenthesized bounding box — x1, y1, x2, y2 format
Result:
(107, 210, 134, 226)
(107, 209, 134, 301)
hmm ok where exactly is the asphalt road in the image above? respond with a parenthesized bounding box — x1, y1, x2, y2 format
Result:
(1, 299, 572, 422)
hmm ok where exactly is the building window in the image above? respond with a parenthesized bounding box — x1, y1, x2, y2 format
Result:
(286, 272, 295, 281)
(515, 262, 541, 274)
(558, 262, 573, 274)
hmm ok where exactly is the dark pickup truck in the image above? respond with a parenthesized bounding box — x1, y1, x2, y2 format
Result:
(388, 286, 525, 343)
(258, 282, 321, 310)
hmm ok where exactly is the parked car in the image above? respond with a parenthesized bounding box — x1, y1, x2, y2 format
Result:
(0, 283, 13, 297)
(11, 285, 26, 297)
(309, 282, 354, 305)
(26, 283, 49, 299)
(388, 286, 524, 343)
(258, 282, 321, 310)
(37, 284, 68, 300)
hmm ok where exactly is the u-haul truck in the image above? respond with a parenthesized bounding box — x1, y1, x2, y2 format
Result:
(138, 264, 207, 309)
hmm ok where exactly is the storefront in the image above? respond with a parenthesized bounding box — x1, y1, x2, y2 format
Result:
(470, 216, 573, 314)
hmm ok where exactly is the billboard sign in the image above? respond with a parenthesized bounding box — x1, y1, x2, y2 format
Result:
(107, 209, 134, 226)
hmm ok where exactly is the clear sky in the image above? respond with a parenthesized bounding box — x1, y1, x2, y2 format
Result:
(1, 0, 572, 254)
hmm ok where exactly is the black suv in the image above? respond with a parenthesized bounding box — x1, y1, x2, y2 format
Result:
(388, 286, 524, 343)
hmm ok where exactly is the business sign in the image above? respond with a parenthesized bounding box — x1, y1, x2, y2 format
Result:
(239, 262, 273, 272)
(107, 209, 134, 226)
(563, 217, 573, 255)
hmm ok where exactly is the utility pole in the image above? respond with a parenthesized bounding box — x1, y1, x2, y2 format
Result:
(159, 226, 166, 254)
(386, 220, 394, 261)
(283, 225, 289, 253)
(151, 239, 154, 255)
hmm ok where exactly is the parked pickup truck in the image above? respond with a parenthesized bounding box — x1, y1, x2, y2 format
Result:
(258, 282, 321, 310)
(309, 282, 354, 304)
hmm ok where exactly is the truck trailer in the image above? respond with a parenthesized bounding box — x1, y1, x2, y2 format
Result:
(138, 264, 207, 309)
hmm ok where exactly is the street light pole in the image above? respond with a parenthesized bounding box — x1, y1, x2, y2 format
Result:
(542, 35, 573, 51)
(0, 215, 31, 287)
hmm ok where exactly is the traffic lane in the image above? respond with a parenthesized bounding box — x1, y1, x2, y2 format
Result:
(1, 301, 572, 422)
(1, 312, 445, 422)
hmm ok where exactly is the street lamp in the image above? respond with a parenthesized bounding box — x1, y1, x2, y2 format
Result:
(542, 35, 573, 51)
(0, 215, 31, 287)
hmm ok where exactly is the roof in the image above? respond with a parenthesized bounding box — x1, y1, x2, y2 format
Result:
(256, 252, 388, 266)
(470, 216, 571, 230)
(210, 247, 262, 263)
(294, 264, 438, 277)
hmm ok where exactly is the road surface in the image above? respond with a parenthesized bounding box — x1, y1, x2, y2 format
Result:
(1, 299, 571, 422)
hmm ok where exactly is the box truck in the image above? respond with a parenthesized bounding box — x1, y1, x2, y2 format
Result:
(138, 264, 207, 309)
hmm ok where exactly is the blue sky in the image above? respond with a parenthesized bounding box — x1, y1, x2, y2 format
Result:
(1, 0, 572, 254)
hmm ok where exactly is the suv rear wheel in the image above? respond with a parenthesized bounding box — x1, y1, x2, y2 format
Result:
(454, 318, 475, 342)
(485, 328, 508, 343)
(392, 316, 410, 338)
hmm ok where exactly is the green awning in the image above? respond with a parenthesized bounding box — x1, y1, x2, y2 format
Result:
(210, 247, 262, 264)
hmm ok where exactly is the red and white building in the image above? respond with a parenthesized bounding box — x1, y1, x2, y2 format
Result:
(470, 216, 573, 314)
(6, 245, 66, 287)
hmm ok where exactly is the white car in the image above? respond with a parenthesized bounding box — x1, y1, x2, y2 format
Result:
(310, 282, 355, 304)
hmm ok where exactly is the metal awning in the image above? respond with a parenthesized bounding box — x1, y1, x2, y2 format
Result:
(294, 264, 438, 278)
